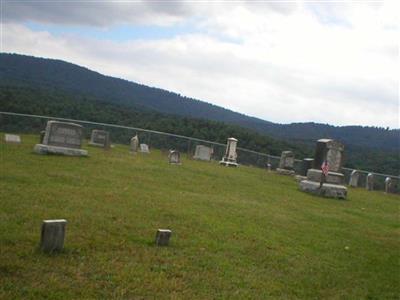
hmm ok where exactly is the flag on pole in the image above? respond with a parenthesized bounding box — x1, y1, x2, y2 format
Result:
(321, 160, 329, 176)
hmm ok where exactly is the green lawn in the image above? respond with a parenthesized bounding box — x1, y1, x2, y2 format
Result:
(0, 134, 399, 299)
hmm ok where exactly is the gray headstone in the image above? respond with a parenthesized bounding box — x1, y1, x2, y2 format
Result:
(168, 150, 181, 164)
(89, 129, 110, 148)
(385, 177, 392, 193)
(140, 143, 150, 153)
(130, 135, 139, 153)
(34, 121, 88, 156)
(193, 145, 213, 161)
(349, 170, 360, 187)
(40, 130, 45, 143)
(155, 229, 172, 246)
(5, 134, 21, 143)
(366, 173, 374, 191)
(301, 158, 314, 176)
(40, 219, 67, 253)
(313, 139, 344, 172)
(278, 151, 295, 170)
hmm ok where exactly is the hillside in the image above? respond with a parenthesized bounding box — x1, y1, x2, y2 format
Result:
(0, 53, 398, 152)
(0, 135, 399, 299)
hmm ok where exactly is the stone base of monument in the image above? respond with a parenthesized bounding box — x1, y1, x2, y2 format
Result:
(34, 144, 88, 157)
(307, 169, 344, 185)
(276, 168, 295, 176)
(294, 175, 307, 182)
(88, 142, 107, 148)
(219, 158, 238, 167)
(299, 180, 347, 199)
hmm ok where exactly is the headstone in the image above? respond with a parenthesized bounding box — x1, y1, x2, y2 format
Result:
(276, 151, 295, 175)
(155, 229, 172, 246)
(168, 150, 181, 164)
(366, 173, 374, 191)
(219, 137, 238, 167)
(349, 170, 360, 187)
(385, 177, 392, 193)
(139, 143, 150, 153)
(266, 163, 271, 172)
(40, 130, 45, 143)
(4, 134, 21, 143)
(299, 138, 347, 199)
(301, 158, 314, 176)
(89, 129, 110, 149)
(130, 135, 139, 153)
(193, 145, 213, 161)
(40, 219, 67, 253)
(34, 121, 88, 156)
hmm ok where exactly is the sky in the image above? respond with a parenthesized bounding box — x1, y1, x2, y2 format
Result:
(1, 0, 399, 128)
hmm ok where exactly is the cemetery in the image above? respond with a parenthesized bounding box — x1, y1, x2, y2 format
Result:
(0, 132, 399, 299)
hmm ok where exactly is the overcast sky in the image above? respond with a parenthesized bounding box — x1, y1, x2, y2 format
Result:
(1, 1, 398, 128)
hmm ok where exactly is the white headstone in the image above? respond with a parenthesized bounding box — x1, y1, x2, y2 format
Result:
(349, 170, 360, 187)
(366, 173, 374, 191)
(130, 135, 139, 153)
(168, 150, 181, 164)
(220, 137, 238, 166)
(5, 134, 21, 143)
(193, 145, 213, 161)
(140, 143, 150, 153)
(385, 177, 392, 193)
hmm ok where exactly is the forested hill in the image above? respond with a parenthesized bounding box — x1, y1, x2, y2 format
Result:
(0, 53, 398, 152)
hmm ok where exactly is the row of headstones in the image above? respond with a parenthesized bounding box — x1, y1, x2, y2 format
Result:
(40, 219, 172, 253)
(276, 147, 394, 193)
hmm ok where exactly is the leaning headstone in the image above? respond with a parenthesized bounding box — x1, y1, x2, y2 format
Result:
(349, 170, 360, 187)
(139, 143, 150, 153)
(130, 135, 139, 153)
(193, 145, 213, 161)
(220, 137, 238, 167)
(385, 177, 392, 193)
(5, 134, 21, 144)
(34, 121, 88, 156)
(299, 139, 347, 199)
(366, 173, 374, 191)
(88, 129, 110, 149)
(155, 229, 172, 246)
(168, 150, 181, 164)
(40, 219, 67, 253)
(276, 151, 295, 175)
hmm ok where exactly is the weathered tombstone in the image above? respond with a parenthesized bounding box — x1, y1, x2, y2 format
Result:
(220, 137, 238, 167)
(299, 139, 347, 199)
(88, 129, 110, 149)
(130, 135, 139, 153)
(40, 219, 67, 253)
(139, 143, 150, 153)
(168, 150, 181, 164)
(349, 170, 360, 187)
(193, 145, 213, 161)
(366, 173, 374, 191)
(276, 151, 295, 175)
(39, 130, 45, 143)
(155, 229, 172, 246)
(34, 121, 88, 156)
(385, 177, 392, 193)
(4, 134, 21, 144)
(301, 158, 314, 176)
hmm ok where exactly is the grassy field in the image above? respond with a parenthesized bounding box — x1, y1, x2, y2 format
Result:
(0, 134, 399, 299)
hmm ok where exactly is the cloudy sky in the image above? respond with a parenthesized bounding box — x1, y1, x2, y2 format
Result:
(1, 1, 398, 128)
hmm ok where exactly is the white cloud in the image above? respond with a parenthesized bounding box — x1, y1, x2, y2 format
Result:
(1, 2, 399, 128)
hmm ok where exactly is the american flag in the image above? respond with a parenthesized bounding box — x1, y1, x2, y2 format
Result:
(321, 160, 329, 176)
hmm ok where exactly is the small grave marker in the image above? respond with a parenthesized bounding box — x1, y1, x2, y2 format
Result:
(155, 229, 172, 246)
(40, 219, 67, 253)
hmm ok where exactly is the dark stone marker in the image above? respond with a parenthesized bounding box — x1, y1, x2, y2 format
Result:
(89, 129, 111, 149)
(40, 219, 67, 253)
(301, 158, 314, 176)
(155, 229, 172, 246)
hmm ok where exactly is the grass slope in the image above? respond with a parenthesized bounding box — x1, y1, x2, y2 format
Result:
(0, 135, 399, 299)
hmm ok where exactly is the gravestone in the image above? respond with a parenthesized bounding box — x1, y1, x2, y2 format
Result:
(299, 139, 347, 199)
(5, 134, 21, 144)
(266, 163, 271, 172)
(366, 173, 374, 191)
(349, 170, 360, 187)
(39, 130, 45, 143)
(89, 129, 110, 149)
(34, 121, 88, 156)
(276, 151, 295, 175)
(139, 143, 150, 153)
(130, 135, 139, 153)
(301, 158, 314, 176)
(155, 229, 172, 246)
(40, 219, 67, 253)
(385, 177, 392, 193)
(168, 150, 181, 164)
(220, 137, 238, 167)
(193, 145, 213, 161)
